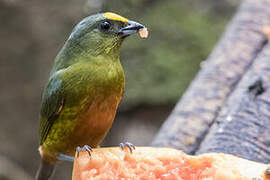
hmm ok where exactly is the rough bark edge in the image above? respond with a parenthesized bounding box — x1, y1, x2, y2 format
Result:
(151, 0, 270, 154)
(196, 41, 270, 163)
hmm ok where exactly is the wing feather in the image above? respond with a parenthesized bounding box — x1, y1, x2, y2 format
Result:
(39, 73, 65, 145)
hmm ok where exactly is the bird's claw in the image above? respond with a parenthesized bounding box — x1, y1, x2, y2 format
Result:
(76, 145, 93, 157)
(119, 142, 136, 153)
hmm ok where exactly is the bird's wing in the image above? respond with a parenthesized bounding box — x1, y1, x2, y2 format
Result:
(39, 72, 65, 145)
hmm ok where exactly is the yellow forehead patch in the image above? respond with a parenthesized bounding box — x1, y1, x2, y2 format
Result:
(103, 12, 129, 23)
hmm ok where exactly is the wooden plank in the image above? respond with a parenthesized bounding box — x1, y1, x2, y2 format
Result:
(151, 0, 270, 155)
(197, 42, 270, 163)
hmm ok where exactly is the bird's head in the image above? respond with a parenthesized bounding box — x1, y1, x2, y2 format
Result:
(67, 12, 145, 56)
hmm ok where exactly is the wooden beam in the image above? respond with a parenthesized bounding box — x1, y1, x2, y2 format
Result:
(152, 0, 270, 156)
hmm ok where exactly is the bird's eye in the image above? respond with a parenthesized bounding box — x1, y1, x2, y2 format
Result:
(99, 21, 111, 31)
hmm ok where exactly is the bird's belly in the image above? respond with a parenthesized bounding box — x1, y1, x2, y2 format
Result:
(66, 94, 121, 155)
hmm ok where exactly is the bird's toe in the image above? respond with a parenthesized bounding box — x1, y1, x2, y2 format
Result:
(76, 145, 93, 157)
(119, 142, 136, 153)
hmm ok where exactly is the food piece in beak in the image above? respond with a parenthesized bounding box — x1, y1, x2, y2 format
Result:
(139, 28, 148, 38)
(118, 21, 146, 37)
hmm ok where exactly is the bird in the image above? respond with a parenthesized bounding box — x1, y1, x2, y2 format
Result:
(35, 12, 146, 180)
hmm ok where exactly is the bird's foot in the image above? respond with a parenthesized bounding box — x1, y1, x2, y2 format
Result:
(119, 142, 136, 153)
(76, 145, 93, 157)
(58, 153, 74, 162)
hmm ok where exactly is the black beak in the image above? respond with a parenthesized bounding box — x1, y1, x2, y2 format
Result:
(118, 21, 145, 36)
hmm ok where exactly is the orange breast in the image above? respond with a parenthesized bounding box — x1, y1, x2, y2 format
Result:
(66, 94, 121, 155)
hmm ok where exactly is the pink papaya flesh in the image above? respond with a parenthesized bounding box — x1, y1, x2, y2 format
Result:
(72, 147, 270, 180)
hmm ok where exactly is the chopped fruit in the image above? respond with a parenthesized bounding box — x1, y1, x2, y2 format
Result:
(139, 28, 148, 38)
(263, 26, 270, 38)
(72, 147, 270, 180)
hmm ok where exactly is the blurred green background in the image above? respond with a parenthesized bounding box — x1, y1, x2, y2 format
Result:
(0, 0, 239, 179)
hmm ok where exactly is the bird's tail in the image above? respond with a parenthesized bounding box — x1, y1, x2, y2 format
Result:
(35, 159, 56, 180)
